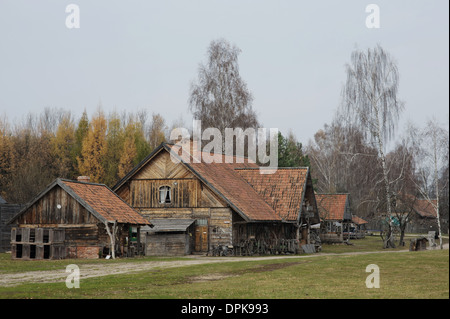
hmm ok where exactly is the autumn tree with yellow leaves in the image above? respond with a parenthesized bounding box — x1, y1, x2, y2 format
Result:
(77, 109, 108, 183)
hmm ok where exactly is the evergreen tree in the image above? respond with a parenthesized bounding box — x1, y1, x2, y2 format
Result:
(277, 131, 310, 167)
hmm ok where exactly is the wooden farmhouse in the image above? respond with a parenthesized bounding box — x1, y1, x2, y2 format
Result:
(394, 197, 440, 234)
(8, 178, 150, 260)
(113, 142, 321, 256)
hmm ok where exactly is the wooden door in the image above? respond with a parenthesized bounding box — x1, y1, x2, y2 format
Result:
(195, 226, 208, 252)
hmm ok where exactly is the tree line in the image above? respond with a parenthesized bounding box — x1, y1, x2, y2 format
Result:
(0, 107, 175, 203)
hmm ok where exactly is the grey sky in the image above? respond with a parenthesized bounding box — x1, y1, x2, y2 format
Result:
(0, 0, 448, 147)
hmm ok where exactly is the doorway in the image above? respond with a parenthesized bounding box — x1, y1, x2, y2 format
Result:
(194, 219, 208, 252)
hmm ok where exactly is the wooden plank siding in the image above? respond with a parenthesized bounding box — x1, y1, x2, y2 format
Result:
(16, 185, 97, 226)
(134, 150, 195, 180)
(129, 179, 199, 208)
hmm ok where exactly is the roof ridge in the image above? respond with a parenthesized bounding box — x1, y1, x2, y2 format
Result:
(60, 178, 106, 187)
(316, 193, 350, 195)
(234, 167, 309, 170)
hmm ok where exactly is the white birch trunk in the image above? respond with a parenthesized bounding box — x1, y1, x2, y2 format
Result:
(433, 132, 443, 249)
(104, 220, 117, 259)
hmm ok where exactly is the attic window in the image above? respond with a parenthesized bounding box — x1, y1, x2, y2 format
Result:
(159, 186, 172, 204)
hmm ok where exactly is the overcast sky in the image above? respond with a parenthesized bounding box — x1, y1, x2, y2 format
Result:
(0, 0, 448, 147)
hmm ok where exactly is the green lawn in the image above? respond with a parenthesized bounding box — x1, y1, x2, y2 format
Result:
(0, 244, 448, 299)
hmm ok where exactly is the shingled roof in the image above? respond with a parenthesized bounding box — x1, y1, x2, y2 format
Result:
(316, 193, 351, 221)
(168, 144, 281, 221)
(235, 168, 309, 221)
(114, 142, 317, 223)
(60, 180, 150, 225)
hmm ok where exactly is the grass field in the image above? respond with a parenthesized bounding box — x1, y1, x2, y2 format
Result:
(0, 236, 448, 299)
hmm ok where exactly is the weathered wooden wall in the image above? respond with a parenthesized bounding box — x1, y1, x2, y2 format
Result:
(15, 185, 97, 226)
(10, 185, 137, 259)
(145, 232, 191, 256)
(138, 207, 233, 251)
(130, 179, 199, 208)
(11, 223, 133, 259)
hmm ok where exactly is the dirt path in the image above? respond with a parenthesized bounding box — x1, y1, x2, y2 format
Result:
(1, 244, 448, 287)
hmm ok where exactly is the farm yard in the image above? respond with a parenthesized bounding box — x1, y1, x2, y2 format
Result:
(0, 236, 448, 299)
(0, 1, 448, 307)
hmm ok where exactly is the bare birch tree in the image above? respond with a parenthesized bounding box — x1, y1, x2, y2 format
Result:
(409, 119, 449, 249)
(340, 45, 404, 248)
(189, 38, 259, 135)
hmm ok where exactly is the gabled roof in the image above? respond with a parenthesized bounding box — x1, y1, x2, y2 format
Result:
(61, 180, 150, 225)
(113, 142, 316, 222)
(167, 143, 280, 221)
(9, 178, 150, 225)
(393, 194, 437, 219)
(316, 193, 350, 221)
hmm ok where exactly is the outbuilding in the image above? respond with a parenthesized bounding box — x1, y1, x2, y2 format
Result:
(142, 219, 196, 256)
(8, 178, 151, 260)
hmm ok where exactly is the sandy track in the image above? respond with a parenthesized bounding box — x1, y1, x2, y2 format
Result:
(1, 244, 447, 287)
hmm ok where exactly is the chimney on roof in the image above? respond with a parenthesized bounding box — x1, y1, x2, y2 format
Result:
(77, 176, 90, 183)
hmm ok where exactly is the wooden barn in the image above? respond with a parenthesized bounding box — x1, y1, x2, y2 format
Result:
(408, 199, 439, 234)
(113, 142, 321, 256)
(370, 195, 443, 235)
(8, 178, 151, 260)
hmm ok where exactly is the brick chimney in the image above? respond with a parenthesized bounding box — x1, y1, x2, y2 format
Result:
(77, 176, 90, 183)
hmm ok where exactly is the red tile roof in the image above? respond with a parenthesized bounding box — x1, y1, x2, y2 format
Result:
(316, 194, 349, 221)
(61, 180, 150, 225)
(167, 144, 280, 221)
(168, 145, 288, 221)
(190, 162, 280, 221)
(235, 168, 308, 221)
